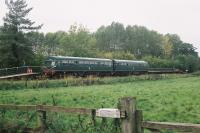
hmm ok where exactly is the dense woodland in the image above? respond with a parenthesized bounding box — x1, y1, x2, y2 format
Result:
(0, 0, 199, 72)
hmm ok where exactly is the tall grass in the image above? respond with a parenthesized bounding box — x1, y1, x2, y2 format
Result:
(0, 74, 190, 90)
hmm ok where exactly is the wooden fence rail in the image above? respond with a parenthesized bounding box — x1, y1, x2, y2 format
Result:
(0, 97, 200, 133)
(142, 121, 200, 132)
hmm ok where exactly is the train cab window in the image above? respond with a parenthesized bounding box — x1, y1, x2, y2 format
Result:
(45, 61, 52, 66)
(55, 61, 58, 65)
(52, 61, 56, 67)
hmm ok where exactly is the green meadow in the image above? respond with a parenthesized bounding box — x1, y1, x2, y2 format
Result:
(0, 75, 200, 132)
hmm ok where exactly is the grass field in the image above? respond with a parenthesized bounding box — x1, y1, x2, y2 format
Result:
(0, 75, 200, 132)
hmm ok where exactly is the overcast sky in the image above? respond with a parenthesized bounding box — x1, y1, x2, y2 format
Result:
(0, 0, 200, 54)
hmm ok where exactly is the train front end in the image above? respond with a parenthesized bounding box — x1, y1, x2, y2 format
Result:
(43, 59, 56, 76)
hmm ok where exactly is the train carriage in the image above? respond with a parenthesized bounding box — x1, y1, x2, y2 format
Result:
(44, 56, 113, 76)
(113, 59, 149, 75)
(44, 56, 149, 77)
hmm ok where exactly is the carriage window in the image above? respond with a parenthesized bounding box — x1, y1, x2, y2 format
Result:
(85, 61, 88, 64)
(79, 61, 84, 64)
(84, 61, 88, 64)
(105, 62, 111, 66)
(62, 60, 68, 65)
(62, 61, 67, 64)
(75, 61, 79, 64)
(121, 62, 126, 66)
(101, 62, 106, 65)
(68, 60, 74, 64)
(80, 61, 84, 64)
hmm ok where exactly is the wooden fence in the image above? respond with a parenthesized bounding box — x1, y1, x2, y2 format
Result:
(0, 66, 41, 77)
(0, 97, 200, 133)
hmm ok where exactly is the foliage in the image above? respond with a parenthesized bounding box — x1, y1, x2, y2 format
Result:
(60, 24, 97, 57)
(0, 0, 199, 71)
(97, 51, 135, 60)
(143, 55, 200, 72)
(0, 0, 42, 68)
(142, 56, 178, 68)
(95, 22, 126, 52)
(24, 22, 199, 72)
(175, 55, 200, 72)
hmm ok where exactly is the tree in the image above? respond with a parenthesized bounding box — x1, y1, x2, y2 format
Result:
(125, 25, 163, 58)
(0, 0, 42, 67)
(163, 35, 173, 58)
(26, 31, 45, 54)
(95, 22, 126, 52)
(60, 24, 96, 57)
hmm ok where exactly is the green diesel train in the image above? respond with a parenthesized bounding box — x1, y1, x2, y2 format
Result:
(44, 56, 149, 76)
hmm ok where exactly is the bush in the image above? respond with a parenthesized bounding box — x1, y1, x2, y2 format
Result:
(175, 55, 200, 72)
(143, 55, 200, 72)
(142, 56, 177, 68)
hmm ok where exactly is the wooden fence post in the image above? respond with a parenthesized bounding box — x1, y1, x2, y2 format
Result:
(136, 110, 144, 133)
(118, 97, 136, 133)
(37, 110, 46, 132)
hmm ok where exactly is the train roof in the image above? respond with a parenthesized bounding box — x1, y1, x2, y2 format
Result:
(47, 56, 112, 62)
(114, 59, 148, 64)
(46, 56, 148, 64)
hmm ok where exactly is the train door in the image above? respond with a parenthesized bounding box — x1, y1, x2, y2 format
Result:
(112, 60, 116, 72)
